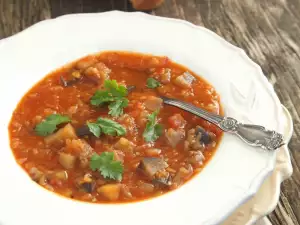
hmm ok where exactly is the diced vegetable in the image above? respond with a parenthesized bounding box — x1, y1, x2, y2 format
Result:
(138, 157, 168, 179)
(165, 128, 185, 148)
(60, 76, 80, 87)
(97, 184, 121, 201)
(75, 56, 97, 70)
(144, 96, 163, 111)
(159, 68, 171, 84)
(76, 125, 92, 137)
(188, 151, 205, 167)
(82, 182, 96, 193)
(65, 139, 94, 168)
(95, 62, 111, 79)
(185, 126, 216, 151)
(171, 165, 193, 190)
(84, 62, 111, 84)
(174, 72, 195, 88)
(168, 114, 186, 129)
(114, 137, 135, 152)
(75, 174, 96, 193)
(138, 181, 154, 193)
(29, 167, 43, 181)
(195, 126, 216, 145)
(44, 123, 77, 146)
(121, 185, 133, 199)
(54, 171, 68, 181)
(58, 152, 76, 169)
(153, 170, 172, 186)
(84, 67, 100, 82)
(145, 148, 161, 157)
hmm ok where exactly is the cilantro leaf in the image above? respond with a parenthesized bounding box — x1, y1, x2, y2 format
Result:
(90, 80, 128, 117)
(35, 114, 71, 136)
(87, 122, 101, 137)
(108, 98, 129, 117)
(147, 78, 161, 88)
(90, 152, 124, 181)
(90, 90, 114, 106)
(104, 80, 127, 97)
(97, 118, 126, 136)
(143, 110, 163, 142)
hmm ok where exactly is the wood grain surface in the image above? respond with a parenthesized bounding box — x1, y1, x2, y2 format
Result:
(0, 0, 299, 224)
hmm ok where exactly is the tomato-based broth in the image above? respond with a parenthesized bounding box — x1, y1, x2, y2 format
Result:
(9, 51, 223, 203)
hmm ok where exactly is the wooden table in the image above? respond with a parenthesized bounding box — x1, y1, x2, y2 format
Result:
(0, 0, 299, 224)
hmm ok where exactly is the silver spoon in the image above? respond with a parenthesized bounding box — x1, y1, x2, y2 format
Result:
(160, 96, 284, 151)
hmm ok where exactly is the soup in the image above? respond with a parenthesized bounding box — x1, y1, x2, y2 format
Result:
(9, 51, 222, 203)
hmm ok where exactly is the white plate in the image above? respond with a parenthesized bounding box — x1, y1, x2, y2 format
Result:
(222, 105, 293, 225)
(0, 11, 289, 225)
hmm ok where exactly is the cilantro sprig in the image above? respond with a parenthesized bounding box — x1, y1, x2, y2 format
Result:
(146, 78, 161, 89)
(108, 98, 129, 117)
(90, 152, 124, 181)
(35, 114, 71, 136)
(90, 80, 128, 117)
(143, 110, 163, 142)
(87, 117, 126, 138)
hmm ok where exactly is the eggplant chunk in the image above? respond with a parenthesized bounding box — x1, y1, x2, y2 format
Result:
(195, 127, 211, 145)
(174, 72, 195, 89)
(76, 125, 92, 137)
(76, 174, 96, 193)
(138, 157, 171, 186)
(138, 157, 168, 178)
(81, 182, 96, 193)
(165, 128, 185, 148)
(144, 96, 163, 111)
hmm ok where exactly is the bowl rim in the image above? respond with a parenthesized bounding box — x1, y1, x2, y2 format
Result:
(0, 10, 284, 225)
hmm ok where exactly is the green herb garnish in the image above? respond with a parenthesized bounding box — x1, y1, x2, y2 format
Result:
(90, 152, 124, 181)
(35, 114, 71, 136)
(146, 78, 161, 88)
(108, 98, 129, 117)
(87, 117, 126, 137)
(90, 80, 128, 117)
(87, 122, 101, 138)
(104, 79, 127, 97)
(143, 110, 163, 142)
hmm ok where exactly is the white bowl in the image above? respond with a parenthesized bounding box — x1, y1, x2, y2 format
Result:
(0, 11, 289, 225)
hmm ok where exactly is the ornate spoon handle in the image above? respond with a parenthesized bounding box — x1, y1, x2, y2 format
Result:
(161, 96, 284, 151)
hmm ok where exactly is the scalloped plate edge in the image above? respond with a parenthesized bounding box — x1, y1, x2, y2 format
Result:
(0, 11, 291, 225)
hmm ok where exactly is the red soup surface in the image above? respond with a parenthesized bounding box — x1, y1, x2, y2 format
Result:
(9, 51, 223, 203)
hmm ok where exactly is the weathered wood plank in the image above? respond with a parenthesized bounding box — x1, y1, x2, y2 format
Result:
(0, 0, 51, 39)
(0, 0, 299, 224)
(155, 1, 300, 224)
